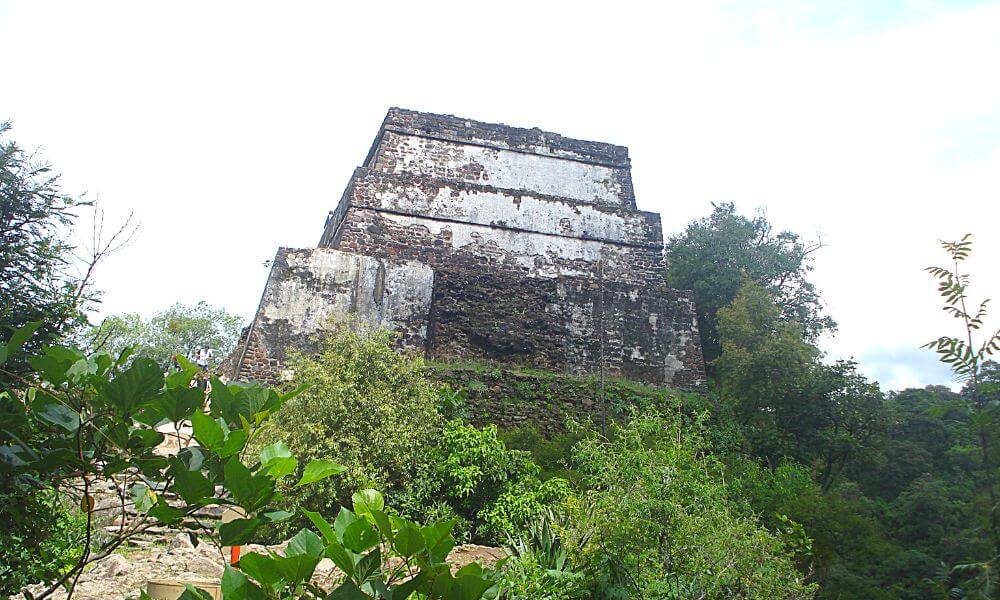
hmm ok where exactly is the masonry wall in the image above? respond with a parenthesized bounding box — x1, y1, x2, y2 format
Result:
(369, 132, 635, 208)
(245, 248, 433, 369)
(338, 169, 661, 245)
(425, 267, 705, 387)
(329, 207, 667, 286)
(378, 108, 631, 171)
(234, 107, 708, 394)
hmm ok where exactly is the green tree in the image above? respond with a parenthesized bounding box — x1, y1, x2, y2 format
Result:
(665, 202, 835, 364)
(397, 420, 571, 544)
(567, 409, 816, 598)
(922, 234, 1000, 596)
(715, 281, 884, 486)
(87, 301, 244, 369)
(1, 122, 90, 379)
(258, 327, 444, 535)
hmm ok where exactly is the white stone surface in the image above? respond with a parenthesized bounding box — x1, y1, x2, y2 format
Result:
(383, 133, 631, 207)
(357, 174, 659, 245)
(370, 210, 653, 282)
(258, 248, 433, 345)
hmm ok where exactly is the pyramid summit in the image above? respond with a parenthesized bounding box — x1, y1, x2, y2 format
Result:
(232, 108, 706, 389)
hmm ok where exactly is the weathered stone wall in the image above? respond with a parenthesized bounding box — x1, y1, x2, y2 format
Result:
(376, 107, 631, 171)
(425, 269, 705, 387)
(235, 108, 707, 392)
(246, 248, 433, 368)
(370, 132, 634, 208)
(427, 364, 688, 434)
(332, 169, 661, 245)
(330, 207, 667, 286)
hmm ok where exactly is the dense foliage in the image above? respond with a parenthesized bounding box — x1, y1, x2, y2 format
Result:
(258, 329, 445, 533)
(397, 420, 571, 544)
(664, 201, 835, 364)
(0, 325, 495, 599)
(566, 410, 815, 598)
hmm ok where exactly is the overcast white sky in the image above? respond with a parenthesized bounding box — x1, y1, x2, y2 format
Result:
(1, 1, 997, 391)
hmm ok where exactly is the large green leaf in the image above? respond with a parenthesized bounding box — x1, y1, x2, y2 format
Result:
(173, 469, 215, 504)
(223, 458, 275, 511)
(237, 553, 282, 589)
(262, 509, 294, 522)
(388, 572, 428, 600)
(296, 459, 346, 487)
(99, 357, 164, 416)
(368, 509, 395, 541)
(302, 508, 338, 544)
(274, 554, 321, 585)
(260, 441, 291, 465)
(260, 441, 297, 478)
(218, 428, 248, 458)
(219, 517, 262, 546)
(343, 519, 379, 553)
(286, 528, 325, 558)
(334, 508, 359, 541)
(446, 574, 495, 600)
(353, 548, 382, 585)
(209, 377, 238, 422)
(4, 321, 41, 362)
(421, 519, 457, 564)
(191, 410, 224, 450)
(324, 540, 357, 579)
(326, 580, 374, 599)
(177, 585, 215, 600)
(352, 489, 384, 520)
(263, 456, 297, 480)
(162, 386, 206, 424)
(131, 483, 157, 513)
(393, 523, 425, 558)
(29, 346, 84, 386)
(220, 565, 266, 600)
(31, 394, 80, 432)
(128, 428, 165, 449)
(149, 501, 187, 524)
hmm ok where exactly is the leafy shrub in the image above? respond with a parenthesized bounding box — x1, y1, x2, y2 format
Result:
(493, 509, 587, 600)
(499, 424, 583, 485)
(397, 420, 571, 544)
(566, 408, 816, 599)
(493, 552, 584, 600)
(258, 328, 444, 537)
(0, 488, 85, 596)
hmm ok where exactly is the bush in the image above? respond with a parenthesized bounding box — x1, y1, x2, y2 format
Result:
(258, 328, 444, 537)
(499, 424, 583, 485)
(0, 488, 85, 596)
(567, 408, 816, 599)
(493, 509, 587, 600)
(396, 420, 571, 544)
(0, 322, 495, 600)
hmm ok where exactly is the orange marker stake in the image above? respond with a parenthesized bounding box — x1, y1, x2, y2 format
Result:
(231, 545, 241, 565)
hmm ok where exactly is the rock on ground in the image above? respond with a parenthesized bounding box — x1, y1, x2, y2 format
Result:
(22, 543, 505, 599)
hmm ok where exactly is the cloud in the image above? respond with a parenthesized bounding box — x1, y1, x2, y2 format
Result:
(852, 345, 958, 391)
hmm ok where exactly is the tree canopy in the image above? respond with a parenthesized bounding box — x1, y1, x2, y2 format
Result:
(0, 122, 89, 377)
(665, 201, 835, 364)
(86, 301, 243, 369)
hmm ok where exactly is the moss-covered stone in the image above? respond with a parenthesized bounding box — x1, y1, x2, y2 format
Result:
(427, 360, 697, 433)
